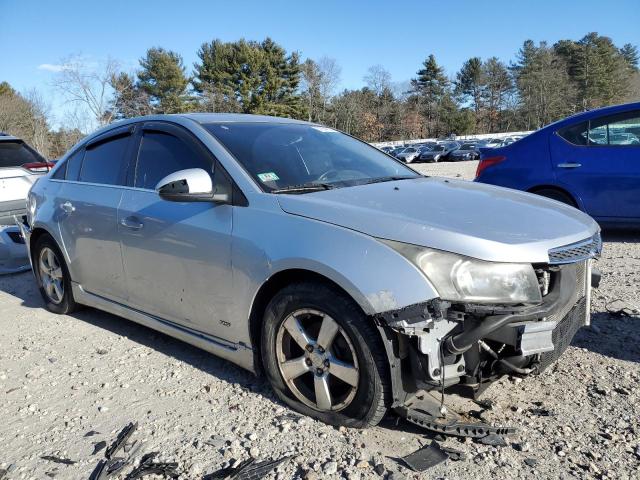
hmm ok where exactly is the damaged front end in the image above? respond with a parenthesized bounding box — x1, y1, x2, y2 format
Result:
(375, 254, 600, 434)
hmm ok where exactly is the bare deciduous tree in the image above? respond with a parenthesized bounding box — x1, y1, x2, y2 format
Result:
(363, 65, 392, 96)
(0, 88, 52, 156)
(50, 55, 119, 129)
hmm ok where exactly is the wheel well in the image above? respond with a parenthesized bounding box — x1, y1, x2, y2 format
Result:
(249, 269, 365, 374)
(30, 227, 53, 254)
(527, 185, 578, 208)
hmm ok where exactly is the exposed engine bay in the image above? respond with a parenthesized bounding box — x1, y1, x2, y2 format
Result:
(376, 259, 600, 429)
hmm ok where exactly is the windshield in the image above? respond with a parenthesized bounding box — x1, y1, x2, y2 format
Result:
(431, 145, 446, 152)
(0, 140, 44, 168)
(205, 123, 419, 192)
(460, 143, 475, 149)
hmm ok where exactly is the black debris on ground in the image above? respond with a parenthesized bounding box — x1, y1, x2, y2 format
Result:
(40, 456, 76, 465)
(105, 422, 137, 459)
(400, 441, 449, 472)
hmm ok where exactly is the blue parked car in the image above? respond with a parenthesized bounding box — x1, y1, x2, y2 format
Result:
(475, 102, 640, 228)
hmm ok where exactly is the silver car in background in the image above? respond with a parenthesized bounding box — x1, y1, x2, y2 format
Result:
(20, 114, 601, 428)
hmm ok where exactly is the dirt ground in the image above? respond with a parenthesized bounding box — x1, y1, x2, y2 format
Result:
(1, 161, 638, 479)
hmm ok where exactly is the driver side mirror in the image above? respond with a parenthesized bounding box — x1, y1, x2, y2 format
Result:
(155, 168, 230, 203)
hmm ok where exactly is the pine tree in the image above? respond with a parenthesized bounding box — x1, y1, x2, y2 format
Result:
(455, 57, 484, 129)
(482, 57, 512, 132)
(620, 43, 639, 72)
(513, 40, 575, 128)
(192, 38, 303, 117)
(137, 48, 191, 113)
(410, 54, 450, 136)
(555, 33, 632, 109)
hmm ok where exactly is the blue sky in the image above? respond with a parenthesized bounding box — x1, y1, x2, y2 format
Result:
(1, 0, 639, 125)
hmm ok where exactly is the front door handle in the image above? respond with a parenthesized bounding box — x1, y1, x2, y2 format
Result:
(60, 201, 75, 214)
(120, 216, 144, 230)
(557, 163, 582, 169)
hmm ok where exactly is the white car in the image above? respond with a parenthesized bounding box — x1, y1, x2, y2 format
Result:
(0, 134, 52, 273)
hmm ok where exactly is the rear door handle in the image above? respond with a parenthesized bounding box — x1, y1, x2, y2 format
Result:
(120, 216, 144, 230)
(557, 163, 582, 169)
(60, 201, 75, 213)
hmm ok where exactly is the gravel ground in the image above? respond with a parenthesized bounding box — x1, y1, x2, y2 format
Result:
(1, 160, 639, 479)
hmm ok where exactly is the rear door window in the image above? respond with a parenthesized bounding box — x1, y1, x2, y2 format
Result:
(558, 122, 588, 146)
(0, 141, 43, 168)
(134, 131, 212, 190)
(79, 134, 130, 185)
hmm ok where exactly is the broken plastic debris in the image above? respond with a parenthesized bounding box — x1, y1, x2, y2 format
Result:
(440, 445, 467, 461)
(401, 441, 448, 472)
(92, 440, 107, 455)
(124, 452, 179, 479)
(203, 456, 292, 480)
(40, 455, 76, 465)
(105, 422, 137, 459)
(477, 433, 508, 447)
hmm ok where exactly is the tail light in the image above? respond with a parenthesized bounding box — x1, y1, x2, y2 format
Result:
(475, 155, 506, 178)
(22, 162, 55, 173)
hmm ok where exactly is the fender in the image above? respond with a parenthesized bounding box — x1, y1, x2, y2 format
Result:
(230, 200, 440, 347)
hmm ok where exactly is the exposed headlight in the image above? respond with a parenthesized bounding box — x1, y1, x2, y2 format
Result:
(434, 154, 441, 160)
(381, 239, 542, 304)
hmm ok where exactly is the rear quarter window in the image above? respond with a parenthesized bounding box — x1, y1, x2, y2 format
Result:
(557, 122, 588, 146)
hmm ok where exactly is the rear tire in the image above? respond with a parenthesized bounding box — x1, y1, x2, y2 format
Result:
(32, 234, 80, 315)
(261, 282, 391, 428)
(533, 188, 577, 207)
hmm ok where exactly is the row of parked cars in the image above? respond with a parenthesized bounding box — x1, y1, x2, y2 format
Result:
(381, 135, 526, 163)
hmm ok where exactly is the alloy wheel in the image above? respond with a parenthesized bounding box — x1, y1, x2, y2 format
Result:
(38, 247, 64, 304)
(276, 308, 359, 412)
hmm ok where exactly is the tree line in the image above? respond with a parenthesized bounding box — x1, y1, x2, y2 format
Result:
(1, 32, 638, 157)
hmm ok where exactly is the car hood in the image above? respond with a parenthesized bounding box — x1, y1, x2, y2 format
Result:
(276, 177, 599, 263)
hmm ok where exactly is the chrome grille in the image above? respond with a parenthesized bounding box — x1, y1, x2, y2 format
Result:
(548, 234, 602, 265)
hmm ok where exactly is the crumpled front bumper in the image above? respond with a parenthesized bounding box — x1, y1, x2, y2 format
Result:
(0, 218, 30, 274)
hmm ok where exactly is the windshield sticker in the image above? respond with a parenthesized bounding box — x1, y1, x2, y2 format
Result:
(257, 172, 280, 182)
(312, 126, 337, 133)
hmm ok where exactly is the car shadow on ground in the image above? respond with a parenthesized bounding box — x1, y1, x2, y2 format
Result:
(572, 311, 640, 363)
(0, 271, 272, 396)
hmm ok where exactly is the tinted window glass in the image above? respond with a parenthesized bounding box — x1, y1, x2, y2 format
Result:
(65, 149, 84, 181)
(204, 123, 417, 192)
(51, 159, 67, 179)
(80, 135, 130, 185)
(0, 141, 43, 167)
(135, 131, 212, 190)
(558, 122, 588, 146)
(590, 111, 640, 146)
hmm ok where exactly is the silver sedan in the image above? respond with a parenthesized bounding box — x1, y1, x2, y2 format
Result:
(20, 114, 601, 428)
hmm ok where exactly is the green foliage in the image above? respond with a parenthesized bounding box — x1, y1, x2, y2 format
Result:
(512, 40, 575, 129)
(137, 47, 192, 113)
(0, 81, 16, 97)
(554, 33, 632, 109)
(193, 37, 303, 117)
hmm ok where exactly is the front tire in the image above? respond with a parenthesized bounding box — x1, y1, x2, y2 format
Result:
(32, 234, 80, 315)
(261, 282, 391, 428)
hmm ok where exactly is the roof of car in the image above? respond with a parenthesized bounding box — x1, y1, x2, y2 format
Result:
(181, 113, 310, 125)
(0, 133, 20, 142)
